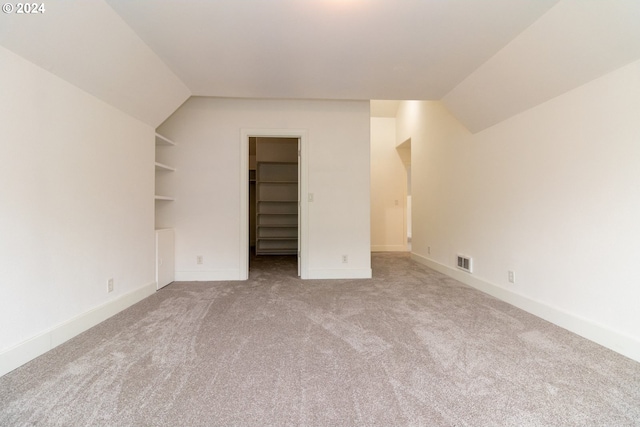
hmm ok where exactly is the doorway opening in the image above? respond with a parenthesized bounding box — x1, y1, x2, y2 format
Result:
(250, 137, 299, 266)
(396, 138, 412, 251)
(240, 129, 308, 280)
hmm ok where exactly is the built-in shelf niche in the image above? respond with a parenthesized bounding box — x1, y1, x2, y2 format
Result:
(154, 132, 176, 289)
(154, 133, 176, 202)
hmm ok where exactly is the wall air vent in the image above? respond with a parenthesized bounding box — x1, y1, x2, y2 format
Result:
(456, 255, 472, 273)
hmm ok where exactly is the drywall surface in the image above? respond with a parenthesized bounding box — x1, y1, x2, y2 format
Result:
(397, 60, 640, 361)
(0, 0, 190, 127)
(0, 46, 156, 359)
(370, 118, 407, 251)
(442, 1, 640, 132)
(157, 97, 371, 280)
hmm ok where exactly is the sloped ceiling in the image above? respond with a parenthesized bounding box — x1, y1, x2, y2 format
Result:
(442, 0, 640, 132)
(0, 0, 190, 127)
(2, 1, 639, 131)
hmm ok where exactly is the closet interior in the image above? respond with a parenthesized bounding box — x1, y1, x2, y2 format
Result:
(249, 137, 299, 256)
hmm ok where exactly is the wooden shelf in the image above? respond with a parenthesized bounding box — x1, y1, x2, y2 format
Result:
(155, 133, 176, 146)
(155, 195, 175, 201)
(155, 162, 175, 172)
(257, 161, 296, 164)
(255, 249, 297, 254)
(259, 237, 298, 241)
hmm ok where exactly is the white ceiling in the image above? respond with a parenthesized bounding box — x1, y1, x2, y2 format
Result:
(2, 1, 639, 130)
(105, 0, 558, 100)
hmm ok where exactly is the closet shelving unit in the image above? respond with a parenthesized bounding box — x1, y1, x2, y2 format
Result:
(255, 161, 298, 255)
(154, 132, 176, 289)
(154, 133, 176, 201)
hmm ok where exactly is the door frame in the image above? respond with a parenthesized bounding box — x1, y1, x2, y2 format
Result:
(239, 129, 309, 280)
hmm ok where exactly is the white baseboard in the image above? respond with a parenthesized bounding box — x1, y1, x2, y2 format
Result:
(411, 253, 640, 363)
(0, 281, 156, 377)
(307, 268, 372, 280)
(175, 270, 241, 281)
(371, 245, 408, 252)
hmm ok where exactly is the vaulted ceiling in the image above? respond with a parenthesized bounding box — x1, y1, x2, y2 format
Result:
(2, 1, 639, 131)
(105, 0, 558, 101)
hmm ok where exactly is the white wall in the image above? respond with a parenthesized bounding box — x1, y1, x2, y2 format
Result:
(157, 97, 371, 280)
(0, 46, 156, 375)
(397, 59, 640, 362)
(370, 118, 407, 251)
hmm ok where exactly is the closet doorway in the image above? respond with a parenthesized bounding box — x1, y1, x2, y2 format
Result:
(240, 130, 308, 280)
(396, 138, 412, 251)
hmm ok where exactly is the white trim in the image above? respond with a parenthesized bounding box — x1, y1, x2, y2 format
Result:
(411, 252, 640, 363)
(0, 332, 50, 378)
(239, 132, 249, 280)
(174, 270, 241, 281)
(0, 281, 156, 377)
(307, 268, 372, 280)
(240, 129, 309, 280)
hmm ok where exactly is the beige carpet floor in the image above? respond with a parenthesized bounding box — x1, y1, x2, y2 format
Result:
(1, 252, 639, 426)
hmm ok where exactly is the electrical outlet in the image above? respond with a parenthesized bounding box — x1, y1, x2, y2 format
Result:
(427, 246, 431, 255)
(508, 271, 515, 284)
(107, 278, 114, 293)
(197, 255, 203, 265)
(342, 255, 348, 263)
